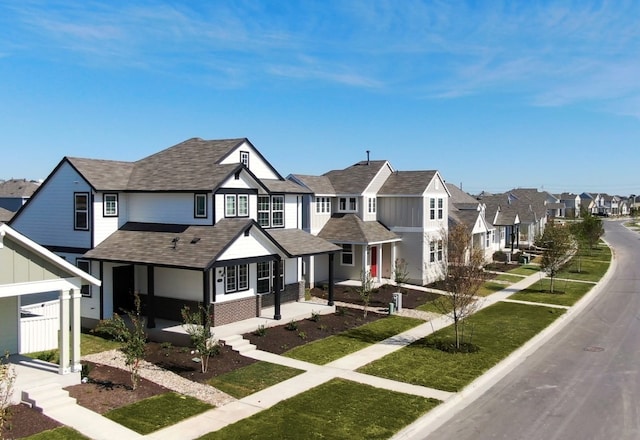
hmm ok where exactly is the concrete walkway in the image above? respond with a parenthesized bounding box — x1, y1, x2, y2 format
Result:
(15, 267, 606, 440)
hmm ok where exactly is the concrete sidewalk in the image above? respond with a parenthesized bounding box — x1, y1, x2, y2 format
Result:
(20, 267, 599, 440)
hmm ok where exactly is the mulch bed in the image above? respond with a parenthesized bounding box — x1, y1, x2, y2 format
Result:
(1, 403, 61, 439)
(311, 283, 441, 310)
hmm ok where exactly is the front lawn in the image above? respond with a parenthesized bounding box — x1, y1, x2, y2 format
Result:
(508, 265, 541, 276)
(24, 427, 89, 440)
(477, 281, 508, 297)
(198, 378, 440, 440)
(508, 278, 594, 306)
(283, 316, 424, 365)
(209, 362, 304, 399)
(25, 331, 122, 364)
(105, 392, 212, 434)
(358, 302, 564, 392)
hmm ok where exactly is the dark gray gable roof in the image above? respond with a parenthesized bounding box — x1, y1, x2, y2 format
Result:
(0, 207, 14, 223)
(262, 179, 311, 194)
(446, 183, 479, 205)
(449, 208, 480, 231)
(323, 160, 389, 194)
(84, 218, 255, 270)
(288, 174, 336, 195)
(0, 179, 40, 197)
(66, 157, 135, 191)
(266, 229, 341, 257)
(318, 214, 400, 244)
(378, 170, 437, 195)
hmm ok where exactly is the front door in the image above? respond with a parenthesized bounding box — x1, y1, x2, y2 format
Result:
(113, 265, 135, 313)
(370, 246, 378, 278)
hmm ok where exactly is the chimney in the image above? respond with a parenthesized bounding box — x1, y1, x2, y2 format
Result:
(366, 150, 370, 165)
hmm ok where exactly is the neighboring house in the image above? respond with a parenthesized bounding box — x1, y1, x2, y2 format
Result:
(446, 183, 498, 262)
(579, 193, 598, 215)
(290, 158, 450, 286)
(557, 193, 581, 218)
(619, 198, 630, 216)
(0, 207, 13, 223)
(0, 178, 40, 212)
(0, 223, 100, 374)
(480, 196, 522, 253)
(10, 138, 340, 329)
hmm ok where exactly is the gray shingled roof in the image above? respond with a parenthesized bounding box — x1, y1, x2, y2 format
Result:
(0, 179, 40, 197)
(446, 183, 479, 205)
(323, 160, 389, 194)
(67, 158, 135, 191)
(449, 209, 480, 231)
(378, 171, 437, 195)
(0, 207, 14, 223)
(266, 229, 341, 256)
(262, 179, 311, 194)
(288, 174, 336, 195)
(84, 218, 255, 270)
(317, 214, 400, 244)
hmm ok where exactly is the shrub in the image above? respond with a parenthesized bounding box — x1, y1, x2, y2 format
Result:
(298, 331, 307, 340)
(254, 324, 267, 337)
(285, 320, 299, 331)
(493, 250, 508, 262)
(1, 352, 16, 433)
(181, 304, 220, 374)
(310, 311, 320, 322)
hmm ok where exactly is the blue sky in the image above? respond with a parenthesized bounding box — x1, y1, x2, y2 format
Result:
(2, 1, 639, 195)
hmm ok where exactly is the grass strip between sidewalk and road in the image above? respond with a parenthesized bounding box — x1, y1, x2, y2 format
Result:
(209, 361, 304, 399)
(358, 302, 565, 392)
(508, 278, 595, 306)
(197, 378, 440, 440)
(105, 392, 212, 434)
(282, 315, 424, 365)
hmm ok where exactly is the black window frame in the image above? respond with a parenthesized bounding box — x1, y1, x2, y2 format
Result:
(74, 192, 90, 231)
(76, 259, 91, 297)
(341, 243, 354, 266)
(240, 151, 250, 168)
(194, 193, 208, 218)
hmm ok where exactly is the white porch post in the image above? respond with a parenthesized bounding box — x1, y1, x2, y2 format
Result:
(308, 255, 315, 288)
(71, 289, 82, 372)
(391, 243, 397, 275)
(377, 245, 383, 282)
(58, 289, 71, 374)
(362, 246, 368, 275)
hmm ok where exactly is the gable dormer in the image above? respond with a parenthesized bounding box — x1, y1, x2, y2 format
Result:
(218, 139, 283, 180)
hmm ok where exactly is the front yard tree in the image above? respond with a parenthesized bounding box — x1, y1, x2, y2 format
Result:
(181, 304, 219, 374)
(540, 222, 573, 293)
(393, 258, 410, 294)
(434, 224, 487, 350)
(95, 294, 147, 390)
(578, 213, 604, 251)
(356, 270, 376, 318)
(0, 353, 16, 433)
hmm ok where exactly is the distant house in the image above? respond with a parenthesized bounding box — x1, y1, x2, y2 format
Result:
(557, 193, 581, 218)
(290, 158, 450, 286)
(0, 223, 100, 373)
(446, 183, 498, 262)
(0, 179, 40, 212)
(10, 138, 340, 329)
(579, 193, 598, 215)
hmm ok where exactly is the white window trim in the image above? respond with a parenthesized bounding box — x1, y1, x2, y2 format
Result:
(103, 193, 118, 217)
(368, 197, 376, 214)
(339, 197, 358, 213)
(194, 193, 207, 218)
(238, 194, 249, 217)
(341, 243, 354, 266)
(225, 194, 237, 217)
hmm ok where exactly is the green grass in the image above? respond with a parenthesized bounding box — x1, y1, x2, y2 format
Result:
(24, 427, 90, 439)
(556, 258, 610, 282)
(493, 273, 525, 283)
(508, 265, 541, 276)
(25, 331, 121, 364)
(208, 361, 304, 399)
(416, 295, 450, 314)
(508, 278, 594, 306)
(283, 316, 424, 365)
(105, 392, 212, 434)
(358, 302, 564, 392)
(197, 378, 440, 440)
(477, 281, 508, 297)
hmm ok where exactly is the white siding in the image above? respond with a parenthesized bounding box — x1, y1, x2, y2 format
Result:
(284, 257, 299, 284)
(128, 193, 212, 224)
(93, 192, 123, 246)
(218, 229, 275, 261)
(155, 267, 201, 301)
(378, 197, 424, 228)
(284, 194, 299, 229)
(219, 141, 280, 180)
(11, 161, 92, 248)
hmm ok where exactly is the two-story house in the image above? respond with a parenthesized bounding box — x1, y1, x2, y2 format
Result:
(289, 158, 449, 286)
(10, 138, 340, 328)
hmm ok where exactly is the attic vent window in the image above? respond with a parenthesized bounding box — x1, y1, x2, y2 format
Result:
(191, 237, 201, 244)
(240, 151, 249, 168)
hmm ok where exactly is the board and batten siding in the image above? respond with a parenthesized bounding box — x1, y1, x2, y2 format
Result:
(93, 192, 126, 246)
(218, 229, 276, 261)
(128, 193, 212, 225)
(154, 267, 202, 301)
(11, 161, 92, 249)
(219, 142, 281, 180)
(378, 197, 424, 228)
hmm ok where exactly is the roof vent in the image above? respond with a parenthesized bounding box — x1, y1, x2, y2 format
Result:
(366, 150, 370, 165)
(171, 237, 180, 249)
(191, 237, 201, 244)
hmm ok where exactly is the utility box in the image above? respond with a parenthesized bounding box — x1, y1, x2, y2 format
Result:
(392, 292, 402, 312)
(520, 254, 530, 264)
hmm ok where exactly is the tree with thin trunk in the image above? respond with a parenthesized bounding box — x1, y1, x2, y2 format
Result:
(0, 352, 16, 434)
(181, 304, 219, 374)
(540, 221, 573, 293)
(356, 270, 376, 318)
(95, 293, 147, 390)
(432, 224, 487, 350)
(577, 212, 604, 253)
(393, 258, 410, 295)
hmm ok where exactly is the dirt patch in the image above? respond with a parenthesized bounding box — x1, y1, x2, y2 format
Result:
(311, 284, 441, 310)
(1, 403, 61, 439)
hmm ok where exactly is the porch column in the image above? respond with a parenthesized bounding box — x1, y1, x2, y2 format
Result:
(391, 243, 397, 273)
(58, 289, 71, 374)
(308, 255, 315, 289)
(71, 289, 82, 372)
(328, 253, 335, 306)
(274, 257, 282, 320)
(362, 246, 368, 275)
(147, 265, 156, 329)
(377, 245, 383, 283)
(99, 261, 104, 320)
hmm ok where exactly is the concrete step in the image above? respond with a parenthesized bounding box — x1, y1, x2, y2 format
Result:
(222, 335, 256, 353)
(22, 382, 77, 415)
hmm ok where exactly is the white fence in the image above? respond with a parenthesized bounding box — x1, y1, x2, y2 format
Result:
(20, 300, 59, 354)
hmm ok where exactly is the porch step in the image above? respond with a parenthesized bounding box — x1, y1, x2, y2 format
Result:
(222, 335, 256, 354)
(22, 382, 77, 415)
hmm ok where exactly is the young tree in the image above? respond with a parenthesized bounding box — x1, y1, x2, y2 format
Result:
(540, 222, 573, 293)
(0, 353, 16, 434)
(356, 270, 376, 318)
(578, 213, 604, 252)
(433, 224, 487, 350)
(95, 294, 147, 390)
(181, 304, 219, 374)
(393, 258, 410, 295)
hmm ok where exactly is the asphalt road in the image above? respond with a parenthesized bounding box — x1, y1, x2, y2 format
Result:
(425, 220, 640, 440)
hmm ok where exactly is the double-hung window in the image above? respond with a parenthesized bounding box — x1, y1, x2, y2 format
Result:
(429, 198, 436, 220)
(256, 261, 284, 294)
(437, 198, 444, 219)
(194, 194, 207, 218)
(238, 194, 249, 217)
(257, 195, 284, 228)
(225, 195, 237, 217)
(315, 197, 331, 214)
(271, 195, 284, 227)
(341, 244, 354, 266)
(74, 193, 89, 230)
(430, 240, 443, 263)
(258, 196, 270, 227)
(225, 194, 249, 218)
(368, 197, 376, 214)
(339, 197, 357, 212)
(103, 193, 118, 217)
(225, 264, 248, 293)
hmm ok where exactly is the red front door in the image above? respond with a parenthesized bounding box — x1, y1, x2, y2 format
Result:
(370, 246, 377, 277)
